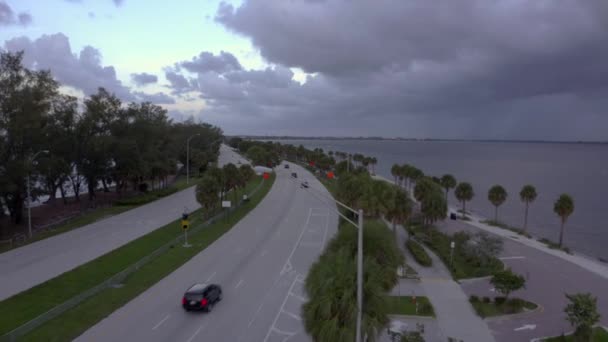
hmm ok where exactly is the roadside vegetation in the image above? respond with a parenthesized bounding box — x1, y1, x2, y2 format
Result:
(0, 163, 267, 340)
(385, 296, 434, 316)
(406, 239, 432, 267)
(0, 51, 222, 247)
(469, 296, 537, 318)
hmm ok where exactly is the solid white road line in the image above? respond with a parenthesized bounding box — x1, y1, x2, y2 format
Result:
(263, 276, 300, 342)
(152, 314, 171, 330)
(235, 279, 244, 289)
(205, 272, 216, 283)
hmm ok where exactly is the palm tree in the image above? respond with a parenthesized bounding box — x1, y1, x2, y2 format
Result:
(488, 185, 508, 222)
(370, 157, 377, 175)
(519, 185, 537, 231)
(421, 190, 447, 226)
(196, 174, 221, 218)
(401, 164, 412, 190)
(440, 174, 457, 202)
(362, 157, 371, 173)
(454, 182, 474, 219)
(222, 163, 240, 203)
(384, 188, 412, 233)
(391, 164, 400, 185)
(554, 194, 574, 247)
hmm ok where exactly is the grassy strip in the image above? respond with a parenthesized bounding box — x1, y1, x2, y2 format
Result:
(481, 220, 532, 238)
(19, 174, 274, 341)
(538, 237, 572, 254)
(0, 177, 199, 255)
(0, 175, 267, 336)
(408, 224, 503, 279)
(385, 296, 434, 317)
(469, 296, 537, 318)
(406, 239, 432, 267)
(544, 327, 608, 342)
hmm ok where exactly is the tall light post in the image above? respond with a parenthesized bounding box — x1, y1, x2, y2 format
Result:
(186, 133, 200, 185)
(298, 182, 364, 342)
(26, 150, 49, 238)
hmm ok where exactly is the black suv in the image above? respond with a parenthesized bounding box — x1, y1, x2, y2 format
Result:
(182, 283, 222, 312)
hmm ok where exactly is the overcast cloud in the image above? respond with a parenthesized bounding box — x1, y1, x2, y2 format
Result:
(3, 33, 176, 106)
(0, 1, 32, 26)
(131, 72, 158, 86)
(171, 0, 608, 140)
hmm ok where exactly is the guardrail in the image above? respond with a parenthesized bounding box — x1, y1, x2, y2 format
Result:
(1, 178, 267, 342)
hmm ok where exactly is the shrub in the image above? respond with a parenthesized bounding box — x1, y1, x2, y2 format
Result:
(406, 239, 432, 267)
(470, 295, 479, 303)
(494, 296, 507, 305)
(114, 186, 179, 206)
(482, 296, 491, 303)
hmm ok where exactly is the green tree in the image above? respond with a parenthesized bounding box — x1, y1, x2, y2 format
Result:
(222, 163, 240, 203)
(488, 185, 508, 222)
(360, 180, 389, 218)
(391, 164, 401, 185)
(421, 190, 447, 226)
(336, 173, 370, 209)
(195, 174, 221, 218)
(490, 268, 525, 300)
(454, 182, 474, 219)
(564, 293, 601, 341)
(440, 174, 457, 202)
(554, 194, 575, 247)
(0, 51, 59, 225)
(384, 188, 413, 233)
(519, 185, 537, 231)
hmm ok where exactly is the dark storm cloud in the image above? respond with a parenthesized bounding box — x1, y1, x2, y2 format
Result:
(131, 72, 158, 86)
(0, 2, 32, 26)
(164, 70, 192, 94)
(191, 0, 608, 139)
(180, 51, 242, 74)
(133, 91, 176, 104)
(4, 33, 135, 101)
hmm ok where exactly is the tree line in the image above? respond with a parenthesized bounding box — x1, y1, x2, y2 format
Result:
(0, 51, 222, 233)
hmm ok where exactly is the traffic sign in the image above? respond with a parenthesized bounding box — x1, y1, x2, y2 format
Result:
(222, 201, 231, 208)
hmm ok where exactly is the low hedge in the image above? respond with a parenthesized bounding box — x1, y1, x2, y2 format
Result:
(406, 239, 432, 267)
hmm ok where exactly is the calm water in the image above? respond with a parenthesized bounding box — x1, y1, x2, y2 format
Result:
(277, 139, 608, 260)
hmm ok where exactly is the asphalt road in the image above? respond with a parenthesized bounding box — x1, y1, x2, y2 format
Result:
(0, 144, 241, 301)
(76, 162, 339, 342)
(438, 219, 608, 341)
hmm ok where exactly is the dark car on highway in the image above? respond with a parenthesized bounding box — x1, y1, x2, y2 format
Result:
(182, 283, 222, 312)
(301, 181, 309, 188)
(284, 164, 290, 169)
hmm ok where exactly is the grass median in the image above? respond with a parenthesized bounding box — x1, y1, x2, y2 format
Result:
(469, 296, 537, 318)
(385, 296, 434, 317)
(544, 327, 608, 342)
(0, 174, 273, 341)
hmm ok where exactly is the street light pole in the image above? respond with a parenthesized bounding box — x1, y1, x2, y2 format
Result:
(27, 150, 49, 238)
(186, 133, 200, 185)
(356, 208, 364, 342)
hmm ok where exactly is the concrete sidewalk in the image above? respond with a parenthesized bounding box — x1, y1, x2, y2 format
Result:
(391, 221, 495, 342)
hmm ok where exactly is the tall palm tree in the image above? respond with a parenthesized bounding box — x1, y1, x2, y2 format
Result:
(362, 157, 371, 173)
(391, 164, 400, 185)
(398, 164, 408, 189)
(440, 174, 457, 202)
(401, 164, 412, 190)
(370, 157, 377, 175)
(519, 185, 537, 231)
(383, 187, 412, 233)
(421, 190, 447, 226)
(554, 194, 575, 247)
(454, 182, 474, 219)
(488, 185, 508, 222)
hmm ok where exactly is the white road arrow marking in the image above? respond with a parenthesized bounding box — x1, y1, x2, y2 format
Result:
(514, 324, 536, 331)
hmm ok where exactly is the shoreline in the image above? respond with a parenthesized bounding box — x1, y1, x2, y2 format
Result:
(371, 173, 608, 280)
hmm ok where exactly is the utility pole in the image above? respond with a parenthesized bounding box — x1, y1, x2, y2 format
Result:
(27, 150, 49, 238)
(186, 133, 200, 185)
(356, 208, 364, 342)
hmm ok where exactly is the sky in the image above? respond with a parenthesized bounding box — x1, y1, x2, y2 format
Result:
(1, 0, 607, 141)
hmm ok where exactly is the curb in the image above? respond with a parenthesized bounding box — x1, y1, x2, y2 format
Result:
(483, 302, 544, 322)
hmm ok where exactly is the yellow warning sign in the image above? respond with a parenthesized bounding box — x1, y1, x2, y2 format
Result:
(181, 220, 189, 230)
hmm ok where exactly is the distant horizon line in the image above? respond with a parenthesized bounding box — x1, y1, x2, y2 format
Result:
(228, 135, 608, 145)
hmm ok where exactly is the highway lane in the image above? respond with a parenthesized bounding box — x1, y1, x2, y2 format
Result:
(76, 162, 339, 342)
(0, 144, 241, 301)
